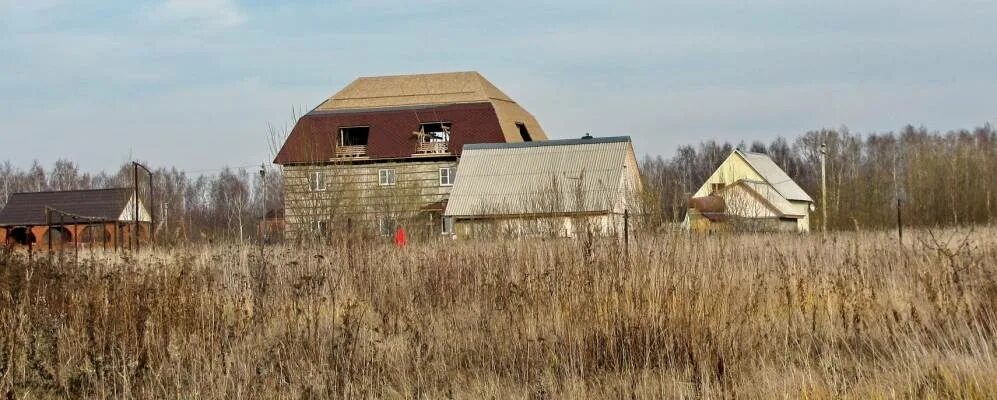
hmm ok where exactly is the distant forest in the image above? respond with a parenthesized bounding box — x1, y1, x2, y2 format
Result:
(2, 124, 995, 240)
(641, 124, 997, 230)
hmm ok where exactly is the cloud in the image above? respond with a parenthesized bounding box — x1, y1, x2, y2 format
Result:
(151, 0, 247, 28)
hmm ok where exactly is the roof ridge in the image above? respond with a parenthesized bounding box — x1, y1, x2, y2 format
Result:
(355, 70, 478, 80)
(11, 187, 131, 196)
(464, 136, 631, 151)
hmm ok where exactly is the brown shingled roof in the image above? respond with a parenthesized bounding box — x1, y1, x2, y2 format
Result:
(273, 71, 547, 165)
(0, 188, 136, 226)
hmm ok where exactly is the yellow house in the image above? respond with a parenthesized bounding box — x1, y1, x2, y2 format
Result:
(685, 150, 814, 232)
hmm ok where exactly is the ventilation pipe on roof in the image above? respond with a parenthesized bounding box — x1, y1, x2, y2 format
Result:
(581, 133, 593, 139)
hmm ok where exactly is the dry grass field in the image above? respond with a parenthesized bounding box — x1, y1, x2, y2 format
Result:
(1, 228, 996, 399)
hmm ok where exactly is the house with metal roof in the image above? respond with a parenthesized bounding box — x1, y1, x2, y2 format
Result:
(273, 71, 548, 239)
(685, 150, 815, 232)
(0, 188, 151, 249)
(443, 136, 641, 238)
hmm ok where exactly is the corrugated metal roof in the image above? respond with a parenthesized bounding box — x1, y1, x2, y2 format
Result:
(737, 150, 813, 202)
(0, 188, 137, 226)
(733, 180, 804, 217)
(445, 137, 633, 217)
(463, 136, 630, 150)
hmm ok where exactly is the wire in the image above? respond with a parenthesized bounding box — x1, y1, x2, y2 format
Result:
(179, 164, 263, 175)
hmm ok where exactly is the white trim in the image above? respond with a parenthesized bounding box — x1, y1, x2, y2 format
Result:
(310, 171, 326, 192)
(439, 167, 455, 186)
(378, 169, 396, 186)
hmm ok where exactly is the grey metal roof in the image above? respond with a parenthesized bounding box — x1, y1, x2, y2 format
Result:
(737, 150, 814, 202)
(463, 136, 630, 151)
(730, 180, 805, 217)
(0, 188, 135, 226)
(445, 137, 634, 217)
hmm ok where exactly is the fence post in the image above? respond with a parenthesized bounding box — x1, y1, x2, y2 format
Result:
(623, 208, 630, 256)
(46, 208, 52, 259)
(74, 218, 79, 266)
(897, 198, 903, 244)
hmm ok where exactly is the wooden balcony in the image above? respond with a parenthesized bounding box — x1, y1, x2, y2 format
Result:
(334, 145, 367, 158)
(415, 141, 450, 155)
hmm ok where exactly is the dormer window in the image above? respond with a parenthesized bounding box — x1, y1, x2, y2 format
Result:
(419, 122, 451, 142)
(339, 126, 369, 146)
(415, 122, 451, 155)
(336, 126, 369, 157)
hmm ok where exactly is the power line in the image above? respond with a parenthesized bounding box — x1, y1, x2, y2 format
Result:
(180, 164, 263, 175)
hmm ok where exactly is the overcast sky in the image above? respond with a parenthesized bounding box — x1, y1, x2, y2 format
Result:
(2, 0, 995, 173)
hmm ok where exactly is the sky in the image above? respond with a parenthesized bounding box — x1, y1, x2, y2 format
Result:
(2, 0, 996, 173)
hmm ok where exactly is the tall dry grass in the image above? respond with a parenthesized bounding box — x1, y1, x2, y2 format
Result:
(1, 228, 996, 399)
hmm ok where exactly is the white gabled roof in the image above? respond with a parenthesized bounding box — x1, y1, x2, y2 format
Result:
(444, 137, 634, 217)
(737, 150, 813, 202)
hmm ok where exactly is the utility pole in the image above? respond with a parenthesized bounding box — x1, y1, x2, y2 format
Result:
(820, 142, 828, 232)
(133, 163, 138, 252)
(162, 202, 169, 241)
(259, 163, 266, 261)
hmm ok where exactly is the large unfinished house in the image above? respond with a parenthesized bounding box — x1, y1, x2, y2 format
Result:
(273, 71, 547, 238)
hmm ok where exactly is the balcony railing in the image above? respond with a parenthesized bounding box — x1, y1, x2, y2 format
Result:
(334, 145, 368, 158)
(415, 141, 450, 155)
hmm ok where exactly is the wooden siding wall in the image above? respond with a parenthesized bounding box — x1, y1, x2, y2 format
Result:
(283, 160, 458, 238)
(453, 213, 621, 240)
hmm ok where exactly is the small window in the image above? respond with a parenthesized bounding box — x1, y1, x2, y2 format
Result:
(339, 126, 369, 146)
(378, 216, 396, 236)
(419, 122, 451, 142)
(439, 167, 456, 186)
(314, 220, 329, 236)
(711, 183, 725, 193)
(516, 122, 532, 142)
(378, 169, 396, 186)
(441, 216, 454, 235)
(310, 171, 326, 191)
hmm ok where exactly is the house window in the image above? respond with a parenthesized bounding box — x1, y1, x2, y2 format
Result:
(441, 216, 454, 235)
(711, 183, 725, 193)
(314, 219, 329, 236)
(378, 169, 396, 186)
(339, 126, 369, 146)
(378, 216, 396, 236)
(516, 122, 532, 142)
(310, 171, 326, 191)
(419, 122, 451, 142)
(439, 167, 456, 186)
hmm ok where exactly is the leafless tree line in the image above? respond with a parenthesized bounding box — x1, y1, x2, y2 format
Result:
(3, 123, 993, 240)
(641, 124, 997, 230)
(0, 160, 282, 243)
